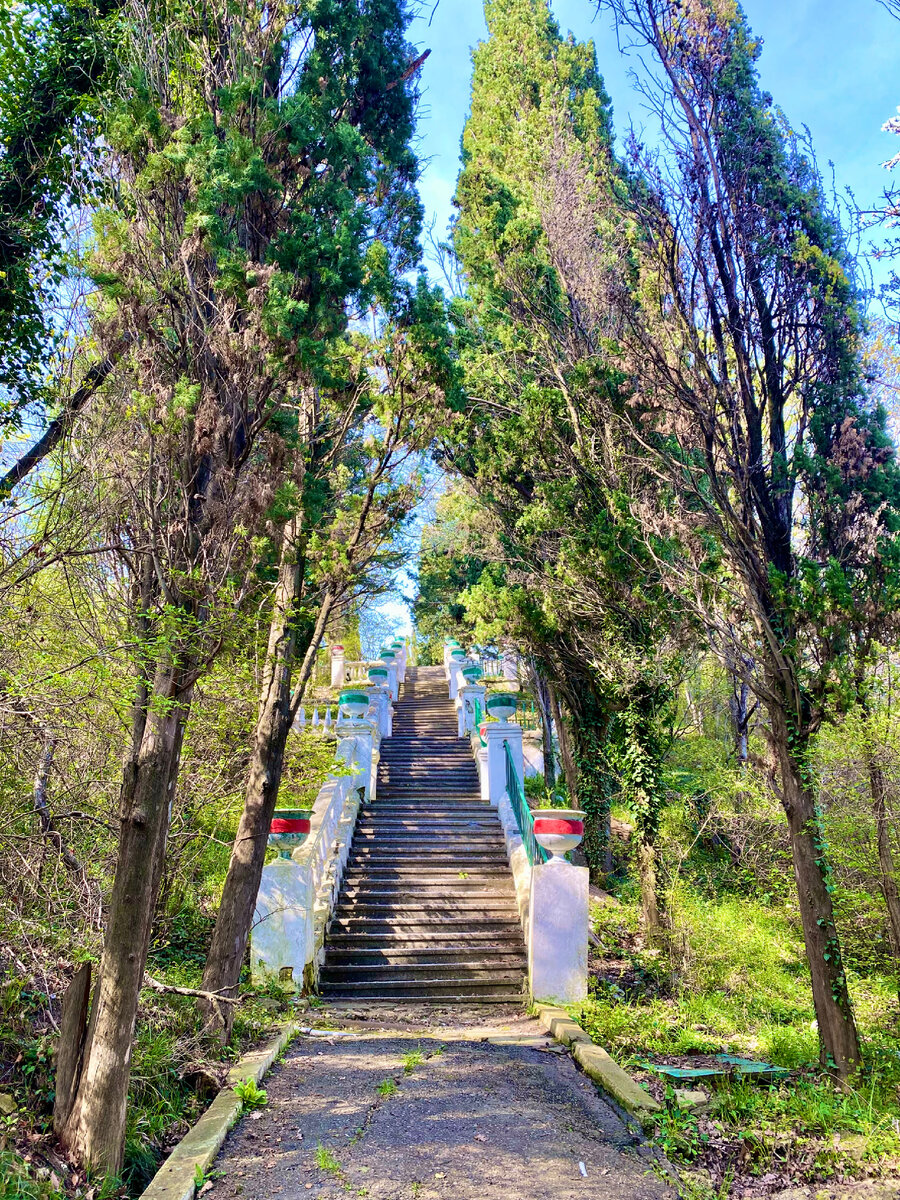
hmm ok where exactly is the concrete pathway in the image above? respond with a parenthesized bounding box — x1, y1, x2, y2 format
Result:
(208, 1008, 671, 1200)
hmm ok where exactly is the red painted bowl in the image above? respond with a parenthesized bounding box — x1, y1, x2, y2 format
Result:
(268, 807, 314, 859)
(531, 809, 586, 859)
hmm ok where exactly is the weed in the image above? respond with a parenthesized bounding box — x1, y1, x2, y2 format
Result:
(315, 1144, 343, 1176)
(377, 1077, 398, 1097)
(233, 1078, 268, 1111)
(402, 1048, 424, 1074)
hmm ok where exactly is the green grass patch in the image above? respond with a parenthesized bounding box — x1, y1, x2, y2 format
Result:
(579, 881, 900, 1187)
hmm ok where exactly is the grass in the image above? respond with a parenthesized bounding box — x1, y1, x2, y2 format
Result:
(401, 1048, 425, 1074)
(577, 870, 900, 1191)
(315, 1144, 343, 1176)
(376, 1077, 398, 1097)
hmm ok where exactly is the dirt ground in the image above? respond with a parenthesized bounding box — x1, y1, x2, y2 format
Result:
(207, 1005, 672, 1200)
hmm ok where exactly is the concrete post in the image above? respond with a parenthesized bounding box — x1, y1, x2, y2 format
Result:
(330, 645, 346, 689)
(484, 722, 523, 807)
(476, 742, 490, 801)
(366, 685, 393, 739)
(457, 684, 486, 737)
(394, 645, 407, 684)
(501, 650, 519, 682)
(336, 720, 376, 799)
(528, 859, 589, 1004)
(250, 857, 312, 989)
(448, 660, 466, 700)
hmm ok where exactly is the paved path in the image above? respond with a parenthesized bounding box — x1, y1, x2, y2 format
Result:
(209, 1009, 671, 1200)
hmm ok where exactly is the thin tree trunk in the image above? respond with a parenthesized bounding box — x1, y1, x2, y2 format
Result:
(199, 519, 311, 1040)
(637, 836, 662, 942)
(530, 664, 556, 789)
(201, 425, 402, 1039)
(569, 710, 612, 881)
(61, 658, 194, 1173)
(548, 683, 576, 798)
(771, 707, 862, 1080)
(868, 755, 900, 966)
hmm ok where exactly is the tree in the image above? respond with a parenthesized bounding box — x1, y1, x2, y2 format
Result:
(599, 0, 900, 1077)
(0, 0, 125, 432)
(440, 0, 692, 907)
(57, 0, 429, 1170)
(199, 279, 457, 1041)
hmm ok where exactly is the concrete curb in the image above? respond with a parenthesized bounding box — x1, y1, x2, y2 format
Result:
(534, 1004, 662, 1124)
(140, 1021, 298, 1200)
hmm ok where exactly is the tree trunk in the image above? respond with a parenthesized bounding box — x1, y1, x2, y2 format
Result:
(199, 521, 307, 1040)
(569, 707, 612, 881)
(868, 755, 900, 967)
(771, 708, 862, 1080)
(637, 836, 663, 942)
(199, 552, 336, 1042)
(548, 683, 576, 799)
(530, 664, 556, 789)
(61, 658, 193, 1174)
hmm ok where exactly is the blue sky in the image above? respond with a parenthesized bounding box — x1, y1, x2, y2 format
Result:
(407, 0, 900, 265)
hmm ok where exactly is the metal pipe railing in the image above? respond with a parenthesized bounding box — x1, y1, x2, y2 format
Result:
(503, 739, 549, 866)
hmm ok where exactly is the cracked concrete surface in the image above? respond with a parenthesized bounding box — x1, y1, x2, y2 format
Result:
(208, 1010, 672, 1200)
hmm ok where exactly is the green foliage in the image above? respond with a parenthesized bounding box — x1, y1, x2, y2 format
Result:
(233, 1077, 268, 1111)
(315, 1144, 343, 1176)
(376, 1077, 398, 1096)
(0, 0, 122, 409)
(401, 1047, 424, 1073)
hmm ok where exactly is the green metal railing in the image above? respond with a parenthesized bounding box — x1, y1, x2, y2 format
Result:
(516, 697, 540, 731)
(504, 740, 549, 866)
(472, 696, 486, 746)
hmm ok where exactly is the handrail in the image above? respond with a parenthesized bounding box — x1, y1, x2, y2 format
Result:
(504, 739, 549, 866)
(472, 696, 486, 746)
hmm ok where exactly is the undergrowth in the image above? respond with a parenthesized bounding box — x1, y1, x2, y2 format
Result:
(576, 807, 900, 1195)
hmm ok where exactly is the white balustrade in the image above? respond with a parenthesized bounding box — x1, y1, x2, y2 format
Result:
(251, 713, 382, 990)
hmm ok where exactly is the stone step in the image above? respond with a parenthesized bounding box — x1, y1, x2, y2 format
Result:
(351, 833, 504, 848)
(347, 857, 510, 870)
(355, 818, 499, 829)
(339, 887, 516, 902)
(342, 866, 513, 879)
(328, 916, 522, 935)
(334, 899, 519, 917)
(318, 978, 525, 1000)
(326, 933, 524, 949)
(323, 948, 526, 966)
(320, 962, 526, 983)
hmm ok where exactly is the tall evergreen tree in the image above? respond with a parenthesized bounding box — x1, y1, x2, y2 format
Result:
(444, 0, 689, 898)
(58, 0, 427, 1170)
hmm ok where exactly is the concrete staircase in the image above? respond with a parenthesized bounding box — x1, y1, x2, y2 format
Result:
(319, 665, 526, 1003)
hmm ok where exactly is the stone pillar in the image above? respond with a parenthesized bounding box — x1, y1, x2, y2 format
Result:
(250, 857, 312, 988)
(394, 645, 407, 684)
(330, 644, 346, 689)
(336, 720, 376, 799)
(528, 859, 589, 1004)
(366, 686, 393, 739)
(457, 684, 486, 737)
(384, 661, 399, 701)
(501, 650, 519, 682)
(449, 660, 466, 700)
(476, 742, 490, 801)
(484, 722, 523, 807)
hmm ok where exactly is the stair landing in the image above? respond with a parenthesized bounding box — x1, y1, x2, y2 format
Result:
(319, 665, 526, 1003)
